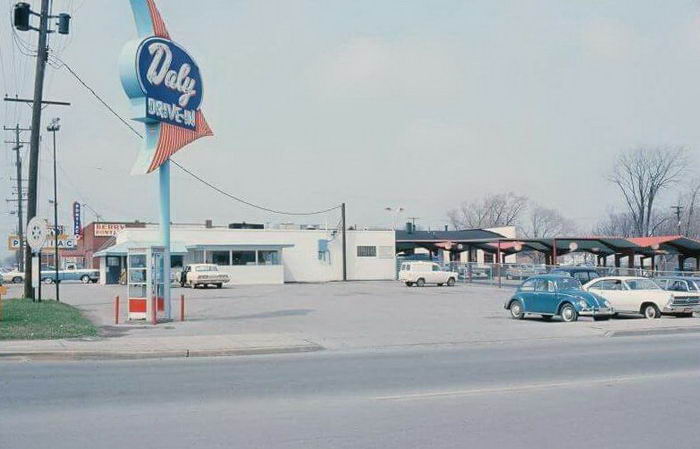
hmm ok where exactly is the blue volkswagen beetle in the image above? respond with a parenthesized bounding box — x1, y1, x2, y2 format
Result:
(504, 274, 614, 322)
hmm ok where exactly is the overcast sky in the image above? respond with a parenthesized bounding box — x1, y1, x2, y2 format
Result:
(2, 0, 700, 260)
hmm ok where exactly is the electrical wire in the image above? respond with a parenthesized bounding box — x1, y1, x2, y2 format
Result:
(51, 55, 342, 217)
(169, 159, 342, 216)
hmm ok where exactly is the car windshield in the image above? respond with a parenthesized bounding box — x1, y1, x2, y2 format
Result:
(555, 277, 582, 290)
(689, 280, 699, 291)
(625, 279, 661, 290)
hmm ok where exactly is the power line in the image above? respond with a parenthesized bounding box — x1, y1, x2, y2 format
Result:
(169, 159, 341, 216)
(53, 56, 341, 217)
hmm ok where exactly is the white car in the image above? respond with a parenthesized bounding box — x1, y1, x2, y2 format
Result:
(1, 269, 25, 284)
(179, 264, 230, 289)
(582, 276, 684, 319)
(399, 262, 458, 287)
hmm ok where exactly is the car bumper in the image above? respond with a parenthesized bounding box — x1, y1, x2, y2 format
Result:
(663, 305, 700, 314)
(578, 307, 615, 317)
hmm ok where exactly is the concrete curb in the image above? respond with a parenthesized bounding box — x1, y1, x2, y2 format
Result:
(0, 343, 324, 361)
(607, 327, 700, 338)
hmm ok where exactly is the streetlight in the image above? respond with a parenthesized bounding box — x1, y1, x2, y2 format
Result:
(47, 117, 60, 302)
(384, 207, 405, 230)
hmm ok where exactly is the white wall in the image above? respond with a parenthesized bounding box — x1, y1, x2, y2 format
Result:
(114, 226, 396, 283)
(218, 265, 284, 285)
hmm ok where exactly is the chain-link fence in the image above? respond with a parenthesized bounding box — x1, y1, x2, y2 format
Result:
(397, 260, 700, 288)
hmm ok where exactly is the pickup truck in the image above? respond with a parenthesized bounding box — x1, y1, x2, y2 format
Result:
(399, 261, 458, 287)
(40, 264, 100, 284)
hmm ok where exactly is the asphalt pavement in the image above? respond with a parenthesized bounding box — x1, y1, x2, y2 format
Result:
(3, 333, 700, 449)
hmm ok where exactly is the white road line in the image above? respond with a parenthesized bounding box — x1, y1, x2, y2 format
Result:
(375, 370, 700, 401)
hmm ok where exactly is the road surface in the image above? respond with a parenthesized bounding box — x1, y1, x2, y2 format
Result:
(2, 334, 700, 448)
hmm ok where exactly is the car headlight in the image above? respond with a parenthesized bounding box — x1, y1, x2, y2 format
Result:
(603, 300, 611, 308)
(578, 300, 588, 309)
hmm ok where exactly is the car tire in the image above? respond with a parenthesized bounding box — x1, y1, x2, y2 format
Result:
(180, 282, 185, 287)
(12, 276, 22, 284)
(42, 277, 53, 284)
(447, 277, 456, 287)
(80, 275, 91, 284)
(593, 316, 611, 321)
(216, 283, 222, 289)
(437, 283, 444, 287)
(642, 303, 661, 319)
(416, 278, 425, 287)
(405, 282, 414, 287)
(509, 300, 525, 320)
(560, 303, 578, 322)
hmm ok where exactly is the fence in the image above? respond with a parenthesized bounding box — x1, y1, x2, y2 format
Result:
(398, 261, 700, 288)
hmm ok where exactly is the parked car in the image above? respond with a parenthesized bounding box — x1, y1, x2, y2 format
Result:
(40, 264, 100, 284)
(399, 261, 458, 287)
(1, 268, 25, 284)
(550, 267, 601, 284)
(180, 264, 230, 288)
(653, 277, 700, 317)
(582, 276, 692, 319)
(505, 264, 545, 280)
(504, 275, 613, 322)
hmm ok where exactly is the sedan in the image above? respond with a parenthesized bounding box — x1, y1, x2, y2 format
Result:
(504, 275, 614, 322)
(582, 276, 691, 319)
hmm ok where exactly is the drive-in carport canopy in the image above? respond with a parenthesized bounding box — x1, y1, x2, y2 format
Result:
(395, 229, 506, 253)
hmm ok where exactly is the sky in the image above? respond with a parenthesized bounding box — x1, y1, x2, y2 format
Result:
(2, 0, 700, 260)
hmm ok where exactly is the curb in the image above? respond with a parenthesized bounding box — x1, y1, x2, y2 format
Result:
(0, 343, 324, 361)
(606, 327, 700, 338)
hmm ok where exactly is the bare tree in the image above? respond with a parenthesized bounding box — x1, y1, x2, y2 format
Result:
(448, 192, 527, 230)
(521, 205, 576, 238)
(609, 146, 688, 236)
(593, 209, 637, 237)
(681, 178, 700, 238)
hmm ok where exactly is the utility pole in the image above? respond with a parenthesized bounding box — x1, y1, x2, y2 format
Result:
(671, 205, 684, 236)
(48, 118, 60, 302)
(341, 203, 347, 281)
(408, 217, 420, 231)
(12, 1, 72, 299)
(4, 125, 31, 271)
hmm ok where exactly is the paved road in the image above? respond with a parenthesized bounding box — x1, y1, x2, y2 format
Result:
(3, 334, 700, 449)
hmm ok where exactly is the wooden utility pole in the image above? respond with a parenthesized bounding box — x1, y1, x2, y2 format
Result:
(23, 0, 51, 299)
(4, 125, 30, 270)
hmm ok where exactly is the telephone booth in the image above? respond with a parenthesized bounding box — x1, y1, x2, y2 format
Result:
(127, 246, 167, 321)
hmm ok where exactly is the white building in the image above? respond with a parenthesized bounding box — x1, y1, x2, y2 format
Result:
(94, 223, 396, 285)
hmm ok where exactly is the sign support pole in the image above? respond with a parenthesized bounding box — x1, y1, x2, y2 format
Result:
(160, 159, 171, 320)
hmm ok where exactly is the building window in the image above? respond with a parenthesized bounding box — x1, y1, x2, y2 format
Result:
(232, 251, 256, 265)
(210, 251, 231, 266)
(257, 250, 280, 265)
(357, 246, 377, 257)
(171, 255, 184, 268)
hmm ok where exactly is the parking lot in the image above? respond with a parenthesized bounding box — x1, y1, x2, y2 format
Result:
(4, 280, 700, 350)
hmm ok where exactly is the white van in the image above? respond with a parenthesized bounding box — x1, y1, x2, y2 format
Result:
(398, 262, 458, 287)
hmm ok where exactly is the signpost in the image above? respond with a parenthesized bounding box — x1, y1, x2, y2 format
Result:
(25, 216, 47, 302)
(120, 0, 213, 320)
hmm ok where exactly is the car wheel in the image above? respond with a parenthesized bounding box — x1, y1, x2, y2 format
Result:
(593, 316, 611, 321)
(437, 283, 444, 287)
(560, 303, 578, 322)
(416, 278, 425, 287)
(80, 275, 91, 284)
(447, 277, 456, 287)
(42, 277, 53, 284)
(12, 276, 23, 284)
(180, 282, 185, 287)
(642, 304, 661, 319)
(405, 282, 414, 287)
(509, 300, 525, 320)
